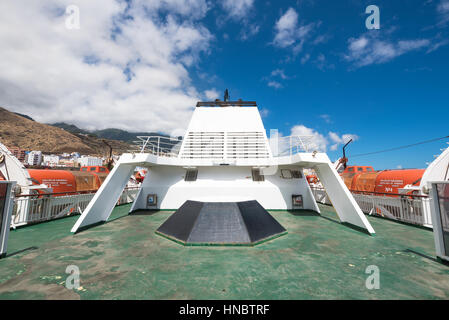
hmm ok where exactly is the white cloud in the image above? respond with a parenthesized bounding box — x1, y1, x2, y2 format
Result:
(313, 34, 330, 45)
(265, 68, 290, 89)
(267, 81, 282, 89)
(427, 39, 449, 53)
(221, 0, 254, 20)
(328, 132, 358, 151)
(272, 8, 317, 52)
(283, 125, 358, 153)
(349, 37, 369, 51)
(315, 53, 327, 70)
(220, 0, 259, 41)
(345, 34, 430, 67)
(240, 23, 260, 40)
(145, 0, 210, 20)
(259, 108, 269, 118)
(269, 124, 357, 155)
(290, 125, 328, 152)
(300, 53, 310, 64)
(319, 114, 331, 123)
(0, 0, 214, 133)
(437, 0, 449, 24)
(204, 89, 220, 100)
(398, 39, 431, 51)
(271, 69, 288, 79)
(273, 8, 299, 47)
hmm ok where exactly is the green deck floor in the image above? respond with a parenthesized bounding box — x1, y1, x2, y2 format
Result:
(0, 204, 448, 299)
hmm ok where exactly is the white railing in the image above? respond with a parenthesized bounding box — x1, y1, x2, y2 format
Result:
(310, 187, 433, 228)
(11, 187, 140, 228)
(131, 135, 182, 157)
(131, 134, 318, 158)
(271, 135, 316, 156)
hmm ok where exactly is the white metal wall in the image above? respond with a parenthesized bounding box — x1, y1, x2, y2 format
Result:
(132, 165, 318, 211)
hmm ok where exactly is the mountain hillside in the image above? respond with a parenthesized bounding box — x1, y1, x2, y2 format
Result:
(51, 122, 161, 143)
(0, 107, 131, 155)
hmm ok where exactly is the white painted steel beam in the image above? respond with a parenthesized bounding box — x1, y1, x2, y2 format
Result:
(71, 162, 136, 232)
(314, 162, 375, 235)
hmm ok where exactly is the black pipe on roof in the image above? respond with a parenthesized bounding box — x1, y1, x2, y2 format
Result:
(196, 101, 257, 107)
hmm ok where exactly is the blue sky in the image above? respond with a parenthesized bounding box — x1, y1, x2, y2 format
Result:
(0, 0, 448, 169)
(190, 0, 449, 169)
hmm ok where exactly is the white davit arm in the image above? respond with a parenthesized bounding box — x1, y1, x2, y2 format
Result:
(71, 161, 136, 233)
(314, 162, 375, 235)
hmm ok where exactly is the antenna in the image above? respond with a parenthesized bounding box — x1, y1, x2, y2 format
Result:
(224, 89, 229, 102)
(342, 139, 353, 169)
(102, 139, 113, 171)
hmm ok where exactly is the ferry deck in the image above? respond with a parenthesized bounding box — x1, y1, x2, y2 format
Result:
(1, 203, 448, 299)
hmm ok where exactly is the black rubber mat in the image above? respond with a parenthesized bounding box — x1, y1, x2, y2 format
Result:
(156, 200, 286, 246)
(237, 200, 287, 243)
(188, 202, 250, 244)
(156, 200, 203, 242)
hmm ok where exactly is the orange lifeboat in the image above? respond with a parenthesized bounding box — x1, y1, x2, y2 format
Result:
(28, 169, 109, 194)
(373, 169, 425, 194)
(340, 166, 425, 196)
(28, 169, 77, 194)
(351, 172, 379, 192)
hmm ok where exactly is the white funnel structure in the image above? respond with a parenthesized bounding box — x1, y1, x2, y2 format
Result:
(71, 99, 375, 235)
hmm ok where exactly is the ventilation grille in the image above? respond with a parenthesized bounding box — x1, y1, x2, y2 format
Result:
(226, 132, 270, 159)
(180, 132, 225, 159)
(185, 169, 198, 181)
(180, 131, 270, 159)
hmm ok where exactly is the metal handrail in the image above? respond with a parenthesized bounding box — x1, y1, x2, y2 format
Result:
(11, 187, 141, 228)
(130, 134, 317, 158)
(15, 186, 141, 198)
(271, 135, 316, 156)
(130, 135, 183, 157)
(310, 186, 429, 199)
(309, 186, 433, 228)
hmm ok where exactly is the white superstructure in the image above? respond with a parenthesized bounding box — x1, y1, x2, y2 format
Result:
(72, 97, 375, 235)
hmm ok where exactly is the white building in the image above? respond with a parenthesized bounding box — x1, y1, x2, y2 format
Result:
(42, 155, 60, 167)
(72, 97, 375, 236)
(78, 156, 103, 167)
(71, 152, 81, 160)
(27, 151, 42, 166)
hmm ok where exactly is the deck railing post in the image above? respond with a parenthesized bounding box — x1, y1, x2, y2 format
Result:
(400, 195, 406, 221)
